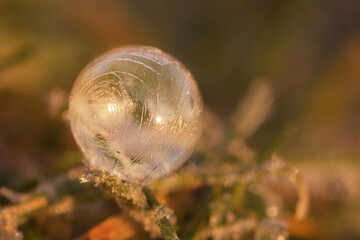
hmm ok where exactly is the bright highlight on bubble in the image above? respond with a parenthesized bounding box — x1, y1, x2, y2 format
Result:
(69, 46, 203, 184)
(156, 117, 162, 123)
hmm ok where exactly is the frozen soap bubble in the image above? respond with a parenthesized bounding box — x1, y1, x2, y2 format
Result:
(69, 46, 203, 184)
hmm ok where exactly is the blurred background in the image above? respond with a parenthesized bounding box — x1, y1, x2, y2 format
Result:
(1, 0, 360, 239)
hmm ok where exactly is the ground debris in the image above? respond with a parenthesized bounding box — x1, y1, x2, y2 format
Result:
(75, 213, 149, 240)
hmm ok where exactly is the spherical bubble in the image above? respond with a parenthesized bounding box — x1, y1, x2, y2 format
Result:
(69, 46, 203, 184)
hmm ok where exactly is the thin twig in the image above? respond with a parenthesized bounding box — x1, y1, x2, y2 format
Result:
(143, 186, 180, 240)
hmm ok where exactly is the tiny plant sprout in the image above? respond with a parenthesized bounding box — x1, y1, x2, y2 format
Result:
(69, 46, 203, 185)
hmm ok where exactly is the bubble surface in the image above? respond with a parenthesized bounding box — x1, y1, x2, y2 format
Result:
(69, 46, 203, 184)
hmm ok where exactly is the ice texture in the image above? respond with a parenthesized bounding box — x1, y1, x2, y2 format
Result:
(69, 46, 203, 184)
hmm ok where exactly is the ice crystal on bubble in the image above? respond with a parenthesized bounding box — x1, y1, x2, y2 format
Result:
(69, 46, 203, 184)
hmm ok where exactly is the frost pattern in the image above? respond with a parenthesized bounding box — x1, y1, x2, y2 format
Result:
(69, 46, 203, 184)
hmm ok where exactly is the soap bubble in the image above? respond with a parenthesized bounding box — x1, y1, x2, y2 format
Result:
(69, 46, 203, 184)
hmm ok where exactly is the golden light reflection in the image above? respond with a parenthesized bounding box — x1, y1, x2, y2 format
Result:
(156, 116, 162, 123)
(107, 103, 117, 112)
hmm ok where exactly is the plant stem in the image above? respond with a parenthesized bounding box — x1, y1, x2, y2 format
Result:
(142, 186, 180, 240)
